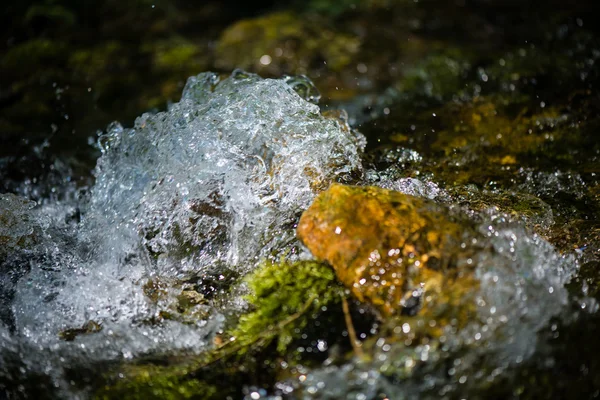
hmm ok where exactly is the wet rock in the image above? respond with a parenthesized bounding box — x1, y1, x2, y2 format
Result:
(176, 289, 206, 311)
(58, 320, 102, 342)
(448, 186, 555, 231)
(140, 277, 212, 326)
(295, 183, 577, 397)
(214, 11, 364, 101)
(0, 193, 39, 260)
(142, 277, 169, 304)
(297, 183, 479, 318)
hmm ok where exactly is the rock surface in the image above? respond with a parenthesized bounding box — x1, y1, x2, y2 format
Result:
(0, 193, 39, 260)
(297, 183, 479, 317)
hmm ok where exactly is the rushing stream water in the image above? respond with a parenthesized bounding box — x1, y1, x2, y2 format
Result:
(0, 70, 593, 399)
(2, 1, 600, 399)
(1, 71, 365, 397)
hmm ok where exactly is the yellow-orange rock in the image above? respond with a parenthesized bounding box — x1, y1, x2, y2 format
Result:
(297, 184, 478, 317)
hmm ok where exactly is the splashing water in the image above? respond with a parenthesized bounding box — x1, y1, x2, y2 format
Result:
(0, 70, 586, 399)
(1, 70, 364, 393)
(282, 221, 579, 399)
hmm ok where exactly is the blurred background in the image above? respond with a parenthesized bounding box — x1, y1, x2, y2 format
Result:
(2, 0, 600, 198)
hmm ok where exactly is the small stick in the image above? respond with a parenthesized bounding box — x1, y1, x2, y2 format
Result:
(342, 295, 364, 358)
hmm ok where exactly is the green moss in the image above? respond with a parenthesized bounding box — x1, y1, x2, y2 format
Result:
(230, 259, 341, 354)
(96, 364, 218, 400)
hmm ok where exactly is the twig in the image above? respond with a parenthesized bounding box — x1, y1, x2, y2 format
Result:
(342, 295, 364, 358)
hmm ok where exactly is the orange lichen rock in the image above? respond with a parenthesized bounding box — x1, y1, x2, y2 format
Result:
(297, 183, 478, 318)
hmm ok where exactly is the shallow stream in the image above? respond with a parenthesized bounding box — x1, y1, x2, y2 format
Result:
(1, 1, 600, 399)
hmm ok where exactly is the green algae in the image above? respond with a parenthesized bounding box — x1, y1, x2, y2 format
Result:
(229, 260, 342, 354)
(96, 363, 219, 400)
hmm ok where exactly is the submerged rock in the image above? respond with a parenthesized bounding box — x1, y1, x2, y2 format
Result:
(58, 320, 102, 342)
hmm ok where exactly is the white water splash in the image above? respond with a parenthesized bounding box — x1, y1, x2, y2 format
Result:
(2, 71, 364, 393)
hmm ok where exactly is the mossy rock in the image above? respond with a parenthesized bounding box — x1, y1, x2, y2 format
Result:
(297, 183, 479, 318)
(432, 98, 567, 161)
(448, 186, 554, 231)
(215, 11, 360, 77)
